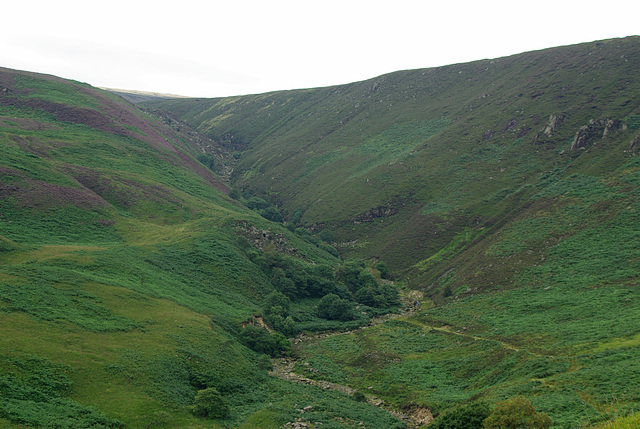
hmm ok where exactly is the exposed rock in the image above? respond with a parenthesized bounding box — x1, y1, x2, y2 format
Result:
(241, 315, 273, 332)
(570, 118, 623, 150)
(543, 114, 563, 137)
(353, 199, 405, 224)
(531, 114, 566, 144)
(630, 133, 640, 154)
(409, 406, 434, 425)
(284, 418, 311, 428)
(236, 220, 298, 255)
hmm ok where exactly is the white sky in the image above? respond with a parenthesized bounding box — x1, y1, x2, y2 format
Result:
(2, 0, 639, 97)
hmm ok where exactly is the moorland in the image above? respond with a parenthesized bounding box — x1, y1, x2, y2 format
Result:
(1, 36, 639, 428)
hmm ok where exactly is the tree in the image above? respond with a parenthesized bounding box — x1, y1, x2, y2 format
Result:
(263, 291, 291, 318)
(245, 196, 270, 210)
(191, 388, 229, 419)
(483, 397, 552, 429)
(317, 293, 355, 321)
(430, 401, 491, 429)
(375, 261, 389, 279)
(290, 208, 303, 225)
(258, 206, 284, 223)
(228, 188, 241, 200)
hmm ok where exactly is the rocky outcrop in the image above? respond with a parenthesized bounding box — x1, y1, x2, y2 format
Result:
(531, 114, 566, 144)
(236, 220, 298, 255)
(543, 114, 564, 137)
(630, 133, 640, 154)
(353, 199, 406, 224)
(570, 118, 624, 150)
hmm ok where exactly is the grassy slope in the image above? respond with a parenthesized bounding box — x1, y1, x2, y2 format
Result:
(0, 69, 404, 429)
(145, 37, 640, 427)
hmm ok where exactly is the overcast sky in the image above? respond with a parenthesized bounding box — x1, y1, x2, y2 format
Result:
(2, 1, 639, 98)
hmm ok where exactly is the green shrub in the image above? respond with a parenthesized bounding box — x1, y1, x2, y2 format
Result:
(430, 401, 491, 429)
(317, 293, 355, 321)
(375, 261, 389, 279)
(263, 291, 291, 319)
(191, 387, 229, 419)
(237, 326, 291, 357)
(483, 397, 552, 429)
(258, 206, 284, 223)
(353, 391, 367, 402)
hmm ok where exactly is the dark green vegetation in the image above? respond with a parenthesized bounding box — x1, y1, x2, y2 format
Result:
(144, 37, 640, 427)
(0, 68, 403, 428)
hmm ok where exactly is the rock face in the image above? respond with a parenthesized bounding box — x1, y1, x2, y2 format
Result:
(236, 220, 298, 255)
(353, 199, 405, 224)
(543, 114, 564, 137)
(630, 133, 640, 154)
(531, 114, 566, 144)
(570, 118, 623, 149)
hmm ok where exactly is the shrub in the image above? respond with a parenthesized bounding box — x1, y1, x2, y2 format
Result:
(191, 387, 229, 419)
(353, 391, 367, 402)
(317, 293, 355, 321)
(375, 261, 389, 279)
(263, 291, 291, 318)
(258, 206, 284, 223)
(430, 401, 491, 429)
(245, 196, 270, 210)
(483, 397, 552, 429)
(228, 188, 241, 199)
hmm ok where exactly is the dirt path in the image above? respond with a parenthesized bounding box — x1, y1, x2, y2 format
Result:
(269, 289, 546, 428)
(269, 290, 430, 428)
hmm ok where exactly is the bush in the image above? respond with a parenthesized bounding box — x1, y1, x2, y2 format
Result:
(353, 391, 367, 402)
(258, 206, 284, 223)
(238, 325, 290, 356)
(430, 401, 491, 429)
(263, 291, 291, 318)
(228, 188, 241, 199)
(191, 387, 229, 419)
(317, 293, 355, 321)
(483, 397, 552, 429)
(245, 197, 270, 210)
(375, 261, 389, 279)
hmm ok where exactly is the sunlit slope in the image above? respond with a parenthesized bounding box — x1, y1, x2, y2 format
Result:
(146, 37, 640, 279)
(1, 68, 405, 429)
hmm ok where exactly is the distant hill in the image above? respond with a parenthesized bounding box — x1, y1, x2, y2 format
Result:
(143, 36, 640, 427)
(100, 87, 193, 103)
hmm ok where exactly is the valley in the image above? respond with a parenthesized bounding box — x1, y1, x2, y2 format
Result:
(1, 36, 640, 428)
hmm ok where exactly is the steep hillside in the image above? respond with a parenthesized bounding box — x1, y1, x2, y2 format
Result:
(144, 37, 640, 427)
(0, 68, 406, 428)
(146, 36, 640, 279)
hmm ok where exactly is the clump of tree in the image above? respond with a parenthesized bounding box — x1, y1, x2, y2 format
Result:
(337, 260, 399, 308)
(317, 293, 355, 321)
(238, 291, 295, 356)
(375, 260, 390, 279)
(197, 153, 221, 173)
(191, 387, 229, 419)
(237, 238, 401, 343)
(262, 291, 296, 336)
(231, 191, 285, 223)
(237, 325, 291, 357)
